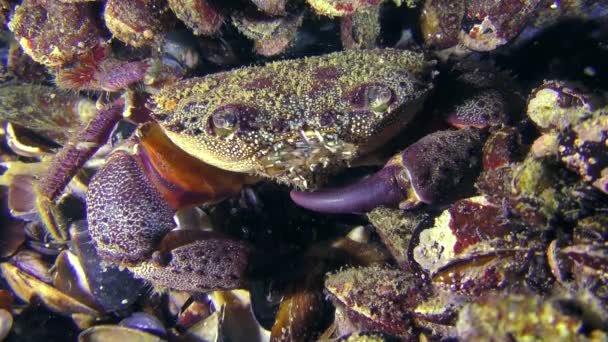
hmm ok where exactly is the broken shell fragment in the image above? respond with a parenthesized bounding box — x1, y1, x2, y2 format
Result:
(0, 83, 95, 145)
(175, 296, 213, 329)
(10, 249, 53, 284)
(161, 31, 202, 73)
(0, 262, 99, 316)
(481, 126, 523, 171)
(0, 189, 26, 257)
(184, 309, 223, 341)
(367, 207, 429, 272)
(210, 290, 270, 342)
(270, 261, 328, 341)
(421, 0, 544, 52)
(53, 250, 100, 311)
(475, 126, 525, 201)
(459, 0, 542, 52)
(558, 112, 608, 194)
(527, 80, 597, 132)
(119, 312, 167, 338)
(69, 221, 146, 311)
(5, 172, 40, 221)
(4, 123, 55, 158)
(0, 308, 12, 341)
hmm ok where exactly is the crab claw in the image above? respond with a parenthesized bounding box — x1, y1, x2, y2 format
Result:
(291, 128, 485, 213)
(290, 164, 407, 214)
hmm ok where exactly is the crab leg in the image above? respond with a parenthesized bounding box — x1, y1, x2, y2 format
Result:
(35, 97, 125, 240)
(291, 128, 485, 214)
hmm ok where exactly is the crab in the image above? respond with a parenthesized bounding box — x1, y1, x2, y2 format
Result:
(14, 44, 515, 297)
(0, 0, 524, 304)
(30, 48, 424, 286)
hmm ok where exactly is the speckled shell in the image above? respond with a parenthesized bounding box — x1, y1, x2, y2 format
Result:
(8, 0, 103, 67)
(412, 195, 538, 295)
(104, 0, 172, 47)
(86, 151, 175, 265)
(152, 48, 434, 188)
(325, 264, 430, 338)
(167, 0, 222, 36)
(456, 294, 595, 340)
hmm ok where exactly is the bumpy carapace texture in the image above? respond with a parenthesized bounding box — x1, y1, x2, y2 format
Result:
(395, 127, 485, 208)
(151, 48, 434, 189)
(446, 89, 508, 129)
(129, 237, 252, 291)
(86, 151, 175, 265)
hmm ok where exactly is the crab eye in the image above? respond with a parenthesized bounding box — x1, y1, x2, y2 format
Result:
(365, 85, 393, 112)
(349, 83, 395, 113)
(209, 106, 238, 137)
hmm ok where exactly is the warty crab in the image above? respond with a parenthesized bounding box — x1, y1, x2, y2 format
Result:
(28, 47, 462, 293)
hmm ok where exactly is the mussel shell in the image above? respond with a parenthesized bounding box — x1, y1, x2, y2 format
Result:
(78, 325, 166, 342)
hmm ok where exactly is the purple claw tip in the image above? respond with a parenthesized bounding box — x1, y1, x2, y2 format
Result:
(290, 167, 405, 214)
